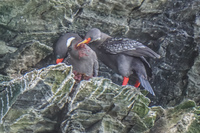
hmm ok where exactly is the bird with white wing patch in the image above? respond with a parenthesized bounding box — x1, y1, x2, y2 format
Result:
(54, 33, 99, 81)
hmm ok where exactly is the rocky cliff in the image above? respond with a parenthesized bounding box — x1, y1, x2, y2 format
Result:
(0, 64, 199, 133)
(0, 0, 200, 132)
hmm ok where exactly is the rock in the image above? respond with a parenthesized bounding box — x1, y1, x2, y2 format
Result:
(0, 40, 53, 78)
(187, 54, 200, 103)
(126, 0, 200, 107)
(0, 0, 200, 132)
(0, 64, 199, 133)
(0, 64, 75, 133)
(0, 74, 10, 83)
(62, 78, 151, 133)
(0, 41, 17, 57)
(0, 0, 200, 111)
(149, 100, 200, 133)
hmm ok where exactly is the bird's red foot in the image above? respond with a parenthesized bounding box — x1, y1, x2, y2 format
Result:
(56, 58, 64, 64)
(134, 80, 141, 88)
(122, 77, 129, 86)
(73, 70, 92, 83)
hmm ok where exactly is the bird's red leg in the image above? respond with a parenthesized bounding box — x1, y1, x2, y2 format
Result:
(56, 58, 64, 64)
(122, 77, 129, 86)
(134, 80, 141, 88)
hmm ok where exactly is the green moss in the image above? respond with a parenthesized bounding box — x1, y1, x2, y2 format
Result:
(186, 119, 200, 133)
(168, 100, 196, 115)
(143, 115, 155, 128)
(46, 69, 71, 93)
(53, 78, 74, 104)
(178, 100, 196, 109)
(194, 106, 200, 115)
(102, 115, 124, 132)
(132, 102, 150, 118)
(8, 112, 55, 133)
(2, 108, 28, 123)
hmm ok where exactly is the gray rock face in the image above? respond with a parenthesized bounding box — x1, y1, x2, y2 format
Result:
(62, 78, 151, 133)
(0, 0, 200, 108)
(0, 64, 199, 133)
(1, 41, 53, 78)
(187, 55, 200, 103)
(0, 41, 17, 57)
(0, 64, 75, 132)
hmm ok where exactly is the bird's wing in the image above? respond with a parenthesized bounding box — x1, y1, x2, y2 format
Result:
(93, 58, 99, 77)
(139, 56, 152, 78)
(100, 38, 160, 59)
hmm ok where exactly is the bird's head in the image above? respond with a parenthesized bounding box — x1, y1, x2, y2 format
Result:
(54, 33, 82, 64)
(77, 28, 102, 47)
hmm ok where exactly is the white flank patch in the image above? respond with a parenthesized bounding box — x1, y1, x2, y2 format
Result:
(66, 37, 75, 47)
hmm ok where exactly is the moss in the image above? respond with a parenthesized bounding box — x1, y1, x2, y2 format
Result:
(8, 112, 55, 133)
(194, 106, 200, 115)
(132, 101, 150, 118)
(45, 68, 71, 94)
(168, 100, 196, 115)
(2, 108, 29, 124)
(53, 78, 74, 104)
(101, 115, 125, 132)
(143, 115, 155, 128)
(178, 100, 196, 109)
(186, 119, 200, 133)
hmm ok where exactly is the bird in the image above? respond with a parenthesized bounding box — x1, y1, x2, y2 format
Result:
(54, 33, 99, 81)
(77, 28, 160, 96)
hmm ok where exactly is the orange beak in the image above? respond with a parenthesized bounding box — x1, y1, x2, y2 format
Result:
(76, 38, 91, 47)
(56, 58, 64, 64)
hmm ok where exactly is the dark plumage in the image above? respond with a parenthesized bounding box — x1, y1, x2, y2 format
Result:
(77, 28, 160, 96)
(101, 38, 160, 58)
(54, 33, 99, 79)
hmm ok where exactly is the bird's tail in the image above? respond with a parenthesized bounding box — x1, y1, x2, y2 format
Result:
(138, 75, 155, 96)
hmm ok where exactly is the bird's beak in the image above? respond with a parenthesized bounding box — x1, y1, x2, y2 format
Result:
(77, 38, 91, 47)
(56, 58, 64, 64)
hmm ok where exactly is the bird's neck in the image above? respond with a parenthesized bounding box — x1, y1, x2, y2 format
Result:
(70, 44, 80, 59)
(70, 44, 88, 59)
(90, 32, 111, 49)
(100, 32, 111, 44)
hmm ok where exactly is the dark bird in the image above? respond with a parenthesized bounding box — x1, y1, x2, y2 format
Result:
(54, 33, 99, 80)
(77, 28, 160, 96)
